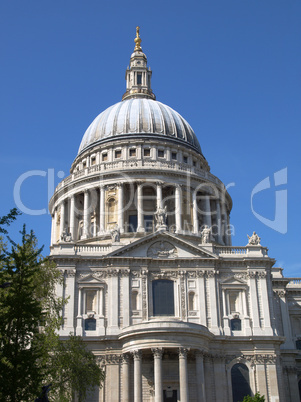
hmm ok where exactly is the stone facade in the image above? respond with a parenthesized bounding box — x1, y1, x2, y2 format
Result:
(49, 28, 301, 402)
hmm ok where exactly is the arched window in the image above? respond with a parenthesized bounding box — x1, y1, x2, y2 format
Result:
(188, 292, 195, 311)
(131, 291, 138, 310)
(231, 363, 251, 402)
(152, 280, 174, 316)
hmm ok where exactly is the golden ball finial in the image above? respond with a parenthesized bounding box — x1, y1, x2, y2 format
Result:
(134, 26, 142, 51)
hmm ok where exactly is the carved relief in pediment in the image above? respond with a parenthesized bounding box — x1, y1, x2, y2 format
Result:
(147, 241, 178, 258)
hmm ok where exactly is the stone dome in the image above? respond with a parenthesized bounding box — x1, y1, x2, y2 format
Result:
(78, 98, 202, 156)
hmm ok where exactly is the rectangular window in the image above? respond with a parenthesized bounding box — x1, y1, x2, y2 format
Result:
(171, 152, 177, 160)
(158, 150, 164, 158)
(91, 157, 96, 165)
(183, 156, 188, 163)
(115, 150, 122, 159)
(193, 161, 196, 167)
(102, 153, 108, 161)
(144, 215, 153, 232)
(129, 148, 136, 157)
(83, 161, 87, 168)
(137, 73, 142, 85)
(144, 148, 151, 157)
(152, 280, 175, 316)
(229, 291, 240, 313)
(129, 215, 138, 232)
(86, 290, 97, 313)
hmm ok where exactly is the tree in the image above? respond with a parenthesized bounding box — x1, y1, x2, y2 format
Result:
(0, 222, 104, 401)
(241, 392, 265, 402)
(0, 208, 21, 235)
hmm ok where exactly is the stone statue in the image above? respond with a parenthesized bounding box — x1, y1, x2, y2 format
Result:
(247, 231, 261, 246)
(110, 225, 120, 243)
(61, 228, 72, 242)
(155, 206, 167, 228)
(201, 225, 211, 244)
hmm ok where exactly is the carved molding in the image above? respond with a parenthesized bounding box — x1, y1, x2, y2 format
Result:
(106, 354, 121, 364)
(178, 348, 189, 358)
(152, 348, 164, 358)
(132, 350, 142, 361)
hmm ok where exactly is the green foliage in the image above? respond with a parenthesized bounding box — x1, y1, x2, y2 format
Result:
(48, 335, 104, 402)
(0, 222, 104, 401)
(0, 208, 21, 235)
(241, 392, 265, 402)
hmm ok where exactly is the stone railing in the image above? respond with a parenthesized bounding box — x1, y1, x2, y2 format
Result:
(215, 246, 247, 255)
(53, 159, 225, 194)
(75, 245, 112, 254)
(50, 243, 113, 256)
(214, 246, 268, 257)
(287, 278, 301, 288)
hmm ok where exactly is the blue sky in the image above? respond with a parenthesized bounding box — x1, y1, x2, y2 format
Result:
(0, 0, 300, 277)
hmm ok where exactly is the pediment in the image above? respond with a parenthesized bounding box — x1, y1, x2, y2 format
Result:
(220, 276, 247, 286)
(78, 274, 106, 284)
(107, 231, 218, 259)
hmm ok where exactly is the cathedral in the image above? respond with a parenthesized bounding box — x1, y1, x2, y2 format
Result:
(49, 28, 301, 402)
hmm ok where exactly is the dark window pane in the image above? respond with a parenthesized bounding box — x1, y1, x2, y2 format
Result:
(129, 215, 137, 232)
(163, 390, 177, 401)
(144, 215, 153, 232)
(137, 73, 142, 85)
(153, 280, 174, 316)
(85, 318, 96, 331)
(231, 363, 251, 402)
(296, 340, 301, 350)
(231, 318, 241, 331)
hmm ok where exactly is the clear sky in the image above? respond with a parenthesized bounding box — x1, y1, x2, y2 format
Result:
(0, 0, 300, 277)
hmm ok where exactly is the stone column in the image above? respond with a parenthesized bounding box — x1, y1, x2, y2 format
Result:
(242, 290, 252, 335)
(247, 271, 261, 335)
(256, 360, 268, 399)
(51, 211, 56, 245)
(179, 348, 189, 402)
(175, 185, 182, 233)
(69, 195, 75, 240)
(76, 285, 83, 336)
(152, 348, 163, 402)
(197, 272, 207, 326)
(133, 350, 142, 402)
(122, 354, 130, 402)
(216, 199, 222, 243)
(208, 271, 220, 334)
(99, 185, 105, 233)
(226, 214, 232, 246)
(213, 356, 227, 400)
(285, 366, 300, 402)
(137, 183, 144, 232)
(278, 290, 294, 348)
(196, 351, 206, 402)
(222, 289, 230, 335)
(60, 201, 65, 239)
(156, 182, 163, 209)
(203, 195, 212, 228)
(82, 190, 90, 239)
(258, 272, 273, 335)
(53, 209, 58, 244)
(192, 189, 199, 234)
(118, 183, 124, 233)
